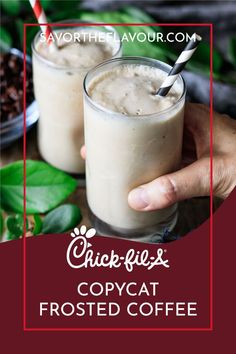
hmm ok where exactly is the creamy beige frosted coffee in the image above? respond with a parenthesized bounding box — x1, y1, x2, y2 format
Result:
(89, 65, 179, 115)
(33, 27, 121, 173)
(84, 59, 185, 241)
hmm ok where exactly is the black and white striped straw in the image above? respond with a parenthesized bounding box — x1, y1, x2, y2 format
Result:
(156, 33, 202, 96)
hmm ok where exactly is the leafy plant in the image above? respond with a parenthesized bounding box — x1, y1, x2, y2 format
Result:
(186, 41, 223, 76)
(32, 214, 43, 235)
(123, 5, 154, 22)
(6, 214, 28, 240)
(78, 11, 167, 62)
(0, 26, 12, 51)
(42, 204, 82, 234)
(0, 210, 4, 237)
(1, 2, 234, 83)
(0, 161, 81, 239)
(0, 160, 77, 214)
(1, 0, 20, 16)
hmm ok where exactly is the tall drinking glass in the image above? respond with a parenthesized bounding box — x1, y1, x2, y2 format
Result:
(84, 57, 186, 243)
(32, 22, 121, 174)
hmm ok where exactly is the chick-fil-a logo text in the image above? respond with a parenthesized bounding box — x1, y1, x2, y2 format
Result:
(66, 226, 169, 272)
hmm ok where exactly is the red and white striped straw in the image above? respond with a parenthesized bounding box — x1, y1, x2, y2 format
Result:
(29, 0, 57, 50)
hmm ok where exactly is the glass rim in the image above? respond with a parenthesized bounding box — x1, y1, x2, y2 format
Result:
(31, 20, 122, 70)
(83, 56, 186, 120)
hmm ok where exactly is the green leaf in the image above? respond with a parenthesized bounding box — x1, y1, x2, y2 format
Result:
(32, 214, 43, 235)
(122, 6, 154, 22)
(0, 210, 3, 236)
(16, 19, 24, 48)
(229, 37, 236, 68)
(50, 8, 168, 62)
(40, 0, 53, 11)
(51, 0, 79, 12)
(0, 26, 12, 52)
(42, 204, 82, 234)
(1, 0, 21, 16)
(6, 231, 17, 241)
(0, 160, 77, 214)
(26, 26, 39, 54)
(186, 42, 223, 76)
(79, 11, 167, 61)
(6, 214, 28, 240)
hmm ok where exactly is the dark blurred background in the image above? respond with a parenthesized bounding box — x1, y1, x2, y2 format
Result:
(1, 0, 236, 116)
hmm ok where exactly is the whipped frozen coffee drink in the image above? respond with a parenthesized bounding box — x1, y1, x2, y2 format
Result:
(32, 24, 121, 173)
(84, 57, 186, 242)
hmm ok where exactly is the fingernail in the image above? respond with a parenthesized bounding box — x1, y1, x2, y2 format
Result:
(128, 187, 149, 209)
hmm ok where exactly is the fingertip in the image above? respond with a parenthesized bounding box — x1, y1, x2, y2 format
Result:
(128, 187, 149, 210)
(128, 176, 178, 212)
(80, 145, 86, 160)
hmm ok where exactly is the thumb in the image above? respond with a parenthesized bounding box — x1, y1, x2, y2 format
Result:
(128, 157, 211, 211)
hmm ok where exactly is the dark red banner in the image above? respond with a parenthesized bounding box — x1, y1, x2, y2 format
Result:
(25, 221, 210, 330)
(0, 188, 235, 352)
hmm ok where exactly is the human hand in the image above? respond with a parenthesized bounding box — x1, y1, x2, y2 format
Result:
(128, 103, 236, 211)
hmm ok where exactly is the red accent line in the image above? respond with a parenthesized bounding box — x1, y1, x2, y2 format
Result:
(209, 23, 214, 331)
(24, 23, 213, 27)
(23, 23, 27, 332)
(23, 22, 213, 332)
(24, 327, 213, 332)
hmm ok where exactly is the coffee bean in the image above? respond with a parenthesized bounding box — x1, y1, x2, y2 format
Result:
(0, 52, 34, 123)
